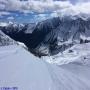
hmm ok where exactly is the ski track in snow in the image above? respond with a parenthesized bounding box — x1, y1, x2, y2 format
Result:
(43, 59, 90, 90)
(42, 43, 90, 90)
(0, 45, 90, 90)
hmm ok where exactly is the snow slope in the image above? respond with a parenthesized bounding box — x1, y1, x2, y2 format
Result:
(0, 45, 52, 90)
(43, 43, 90, 65)
(0, 45, 90, 90)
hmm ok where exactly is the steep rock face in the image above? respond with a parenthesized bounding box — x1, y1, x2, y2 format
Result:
(0, 30, 16, 46)
(1, 16, 90, 56)
(30, 17, 90, 56)
(40, 17, 90, 55)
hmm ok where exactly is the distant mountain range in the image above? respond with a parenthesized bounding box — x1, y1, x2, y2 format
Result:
(0, 15, 90, 57)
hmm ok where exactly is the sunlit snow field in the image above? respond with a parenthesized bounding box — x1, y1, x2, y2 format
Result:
(0, 44, 90, 90)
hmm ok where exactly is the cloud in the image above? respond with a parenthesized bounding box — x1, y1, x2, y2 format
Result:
(75, 2, 90, 14)
(7, 16, 14, 20)
(34, 14, 50, 22)
(55, 2, 90, 17)
(0, 0, 90, 21)
(0, 0, 72, 13)
(0, 11, 10, 16)
(76, 0, 90, 3)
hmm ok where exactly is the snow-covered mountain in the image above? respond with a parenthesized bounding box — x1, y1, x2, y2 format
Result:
(43, 43, 90, 65)
(0, 30, 16, 46)
(0, 16, 90, 57)
(1, 15, 90, 90)
(33, 16, 90, 56)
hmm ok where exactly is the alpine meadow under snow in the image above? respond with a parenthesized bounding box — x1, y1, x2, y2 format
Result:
(0, 0, 90, 90)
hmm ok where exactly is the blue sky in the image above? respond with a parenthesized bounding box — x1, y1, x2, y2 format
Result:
(0, 0, 90, 23)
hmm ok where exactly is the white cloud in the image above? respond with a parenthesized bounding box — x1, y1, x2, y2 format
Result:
(32, 0, 90, 21)
(75, 2, 90, 14)
(0, 0, 90, 18)
(0, 0, 72, 13)
(54, 2, 90, 17)
(50, 11, 59, 17)
(77, 0, 90, 3)
(7, 16, 14, 20)
(34, 14, 49, 22)
(0, 11, 10, 16)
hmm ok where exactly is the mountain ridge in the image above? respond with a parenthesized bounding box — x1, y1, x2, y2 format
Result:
(0, 16, 90, 56)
